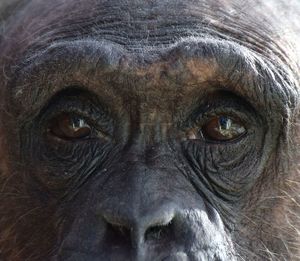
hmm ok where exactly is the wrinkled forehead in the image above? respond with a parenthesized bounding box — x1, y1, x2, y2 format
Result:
(3, 0, 295, 61)
(0, 0, 297, 118)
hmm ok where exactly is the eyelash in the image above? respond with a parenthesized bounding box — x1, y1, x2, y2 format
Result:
(179, 105, 252, 143)
(41, 101, 112, 135)
(196, 111, 248, 129)
(190, 105, 247, 125)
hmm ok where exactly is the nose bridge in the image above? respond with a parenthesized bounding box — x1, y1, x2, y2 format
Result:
(97, 148, 183, 246)
(135, 105, 174, 144)
(101, 159, 177, 221)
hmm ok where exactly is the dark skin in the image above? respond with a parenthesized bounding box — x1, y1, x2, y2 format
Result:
(0, 0, 299, 260)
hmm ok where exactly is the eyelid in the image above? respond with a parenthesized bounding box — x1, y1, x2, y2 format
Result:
(41, 98, 113, 137)
(193, 108, 250, 130)
(53, 111, 111, 135)
(46, 112, 113, 143)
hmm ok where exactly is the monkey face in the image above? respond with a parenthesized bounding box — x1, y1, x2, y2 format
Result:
(0, 1, 299, 260)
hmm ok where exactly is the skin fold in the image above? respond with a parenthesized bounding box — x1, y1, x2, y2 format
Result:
(0, 0, 299, 260)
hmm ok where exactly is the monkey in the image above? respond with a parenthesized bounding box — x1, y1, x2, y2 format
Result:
(0, 0, 299, 260)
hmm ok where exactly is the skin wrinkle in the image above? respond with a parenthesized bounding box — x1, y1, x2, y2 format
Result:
(10, 39, 296, 126)
(180, 142, 238, 229)
(0, 1, 291, 71)
(0, 0, 299, 260)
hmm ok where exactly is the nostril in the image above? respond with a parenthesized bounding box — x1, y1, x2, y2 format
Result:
(145, 220, 174, 242)
(100, 205, 177, 246)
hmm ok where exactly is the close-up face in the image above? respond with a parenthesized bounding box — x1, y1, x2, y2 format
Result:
(0, 0, 299, 260)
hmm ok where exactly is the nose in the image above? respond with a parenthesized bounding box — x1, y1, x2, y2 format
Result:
(99, 202, 177, 249)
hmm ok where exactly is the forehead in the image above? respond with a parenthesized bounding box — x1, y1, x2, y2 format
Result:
(4, 0, 290, 59)
(1, 0, 299, 118)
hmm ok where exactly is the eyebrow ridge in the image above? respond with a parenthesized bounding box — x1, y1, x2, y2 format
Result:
(12, 37, 297, 117)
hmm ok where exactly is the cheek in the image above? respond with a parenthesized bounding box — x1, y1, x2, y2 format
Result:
(0, 130, 10, 177)
(15, 114, 114, 190)
(26, 142, 113, 192)
(181, 132, 264, 203)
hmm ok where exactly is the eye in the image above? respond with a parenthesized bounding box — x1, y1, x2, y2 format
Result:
(201, 115, 246, 142)
(48, 113, 92, 140)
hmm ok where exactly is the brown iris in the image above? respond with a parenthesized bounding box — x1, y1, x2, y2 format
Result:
(201, 115, 246, 141)
(48, 113, 92, 140)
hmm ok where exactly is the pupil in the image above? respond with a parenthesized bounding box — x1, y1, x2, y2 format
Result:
(71, 117, 86, 130)
(219, 116, 231, 130)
